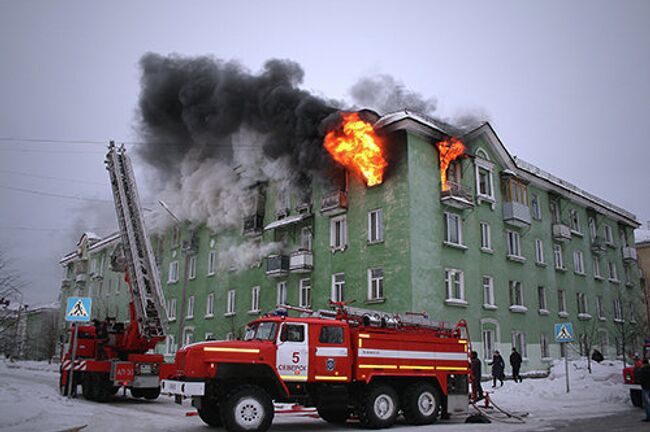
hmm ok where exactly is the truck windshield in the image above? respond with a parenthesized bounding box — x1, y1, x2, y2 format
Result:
(244, 321, 278, 341)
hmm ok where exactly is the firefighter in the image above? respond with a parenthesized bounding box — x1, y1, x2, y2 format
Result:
(491, 350, 505, 387)
(470, 351, 484, 401)
(510, 347, 523, 383)
(591, 349, 604, 363)
(636, 359, 650, 422)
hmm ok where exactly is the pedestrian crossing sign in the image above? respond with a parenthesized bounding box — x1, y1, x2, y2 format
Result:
(554, 322, 574, 343)
(65, 297, 92, 322)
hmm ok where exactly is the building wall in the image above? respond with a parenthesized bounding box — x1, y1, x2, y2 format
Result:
(58, 122, 644, 371)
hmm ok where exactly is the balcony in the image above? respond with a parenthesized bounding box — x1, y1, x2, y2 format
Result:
(266, 254, 289, 277)
(622, 246, 638, 262)
(502, 201, 531, 227)
(591, 236, 608, 255)
(320, 191, 348, 216)
(289, 250, 313, 273)
(440, 181, 474, 210)
(552, 224, 572, 242)
(242, 214, 264, 237)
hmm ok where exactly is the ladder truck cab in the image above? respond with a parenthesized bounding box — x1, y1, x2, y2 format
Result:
(623, 338, 650, 407)
(59, 144, 173, 401)
(162, 304, 471, 431)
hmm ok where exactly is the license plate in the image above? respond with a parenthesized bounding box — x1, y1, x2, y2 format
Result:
(139, 364, 152, 374)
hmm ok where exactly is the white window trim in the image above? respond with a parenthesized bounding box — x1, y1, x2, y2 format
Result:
(553, 244, 565, 270)
(367, 209, 384, 244)
(535, 239, 545, 265)
(330, 215, 348, 252)
(475, 158, 496, 202)
(186, 295, 195, 319)
(443, 212, 464, 247)
(249, 286, 261, 314)
(205, 292, 214, 318)
(167, 298, 177, 321)
(331, 273, 345, 303)
(506, 230, 525, 262)
(168, 261, 179, 283)
(573, 250, 585, 275)
(277, 281, 287, 306)
(299, 278, 311, 308)
(207, 250, 217, 276)
(368, 268, 385, 301)
(482, 275, 495, 307)
(225, 289, 236, 316)
(444, 268, 465, 302)
(480, 222, 492, 253)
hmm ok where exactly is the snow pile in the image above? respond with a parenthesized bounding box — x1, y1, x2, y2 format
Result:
(1, 359, 59, 373)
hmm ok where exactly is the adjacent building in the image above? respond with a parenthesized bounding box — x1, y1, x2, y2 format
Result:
(58, 111, 644, 370)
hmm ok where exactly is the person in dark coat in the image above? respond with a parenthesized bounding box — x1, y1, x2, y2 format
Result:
(591, 349, 604, 363)
(491, 350, 505, 387)
(470, 351, 484, 401)
(510, 347, 523, 383)
(636, 359, 650, 422)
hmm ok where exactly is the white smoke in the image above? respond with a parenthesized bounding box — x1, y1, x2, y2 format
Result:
(217, 240, 284, 272)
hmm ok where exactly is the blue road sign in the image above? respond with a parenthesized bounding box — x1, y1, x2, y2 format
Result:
(65, 297, 92, 322)
(554, 322, 574, 343)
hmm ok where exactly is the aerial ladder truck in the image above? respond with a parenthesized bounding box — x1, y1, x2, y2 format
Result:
(59, 143, 173, 401)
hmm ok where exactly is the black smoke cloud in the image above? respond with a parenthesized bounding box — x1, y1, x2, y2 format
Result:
(137, 54, 338, 181)
(349, 74, 438, 116)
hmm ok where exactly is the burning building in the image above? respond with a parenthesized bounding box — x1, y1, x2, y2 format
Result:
(58, 57, 643, 371)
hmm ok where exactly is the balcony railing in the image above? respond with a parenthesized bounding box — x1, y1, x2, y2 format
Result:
(440, 181, 474, 209)
(552, 224, 572, 242)
(242, 214, 264, 237)
(622, 246, 637, 262)
(502, 201, 531, 227)
(590, 236, 608, 255)
(289, 249, 313, 273)
(266, 254, 289, 277)
(320, 191, 348, 216)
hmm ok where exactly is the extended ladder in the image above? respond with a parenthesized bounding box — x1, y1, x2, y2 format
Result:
(105, 143, 167, 340)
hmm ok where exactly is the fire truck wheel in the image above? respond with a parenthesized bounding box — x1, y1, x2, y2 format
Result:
(359, 384, 399, 429)
(82, 375, 95, 401)
(109, 386, 120, 395)
(198, 397, 222, 427)
(316, 406, 349, 424)
(630, 389, 642, 407)
(401, 382, 440, 425)
(93, 373, 112, 402)
(221, 385, 274, 432)
(141, 387, 161, 400)
(131, 388, 145, 398)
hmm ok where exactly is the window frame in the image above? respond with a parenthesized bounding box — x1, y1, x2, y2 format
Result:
(205, 292, 214, 317)
(368, 208, 384, 244)
(534, 239, 545, 264)
(368, 267, 384, 301)
(188, 254, 197, 280)
(331, 273, 345, 303)
(168, 260, 179, 283)
(207, 250, 217, 276)
(226, 289, 236, 316)
(299, 278, 312, 308)
(482, 275, 495, 307)
(573, 250, 585, 275)
(250, 286, 260, 313)
(330, 215, 348, 251)
(444, 212, 463, 246)
(186, 295, 195, 319)
(480, 222, 492, 251)
(444, 268, 466, 303)
(277, 281, 287, 306)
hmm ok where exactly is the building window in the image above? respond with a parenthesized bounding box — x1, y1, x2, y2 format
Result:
(444, 212, 463, 246)
(330, 215, 347, 251)
(569, 209, 581, 234)
(188, 255, 197, 280)
(226, 290, 236, 315)
(624, 265, 632, 285)
(588, 217, 597, 239)
(207, 250, 217, 276)
(553, 244, 564, 270)
(613, 299, 623, 322)
(558, 289, 567, 313)
(503, 177, 528, 205)
(531, 194, 541, 220)
(226, 332, 235, 341)
(186, 295, 195, 319)
(250, 286, 260, 312)
(483, 276, 495, 306)
(165, 335, 176, 355)
(331, 273, 345, 302)
(619, 228, 629, 248)
(509, 281, 524, 307)
(535, 239, 545, 264)
(206, 293, 214, 317)
(511, 331, 527, 358)
(204, 332, 214, 341)
(596, 296, 605, 320)
(538, 286, 547, 311)
(276, 185, 290, 218)
(300, 227, 312, 251)
(608, 261, 618, 282)
(166, 298, 177, 321)
(604, 224, 613, 244)
(593, 258, 602, 278)
(482, 328, 496, 360)
(368, 268, 384, 301)
(576, 293, 588, 315)
(480, 222, 492, 251)
(506, 230, 522, 258)
(277, 281, 287, 306)
(299, 278, 311, 308)
(168, 261, 179, 283)
(368, 209, 384, 243)
(540, 333, 550, 358)
(475, 158, 494, 200)
(171, 225, 181, 249)
(573, 250, 584, 274)
(183, 328, 194, 346)
(444, 269, 465, 302)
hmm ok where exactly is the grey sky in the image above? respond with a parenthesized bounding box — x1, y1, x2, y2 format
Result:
(1, 0, 649, 305)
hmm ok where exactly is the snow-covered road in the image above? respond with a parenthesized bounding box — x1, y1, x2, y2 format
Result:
(0, 359, 635, 432)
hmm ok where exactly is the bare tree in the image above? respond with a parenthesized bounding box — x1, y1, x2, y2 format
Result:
(0, 251, 27, 359)
(575, 318, 601, 373)
(611, 292, 648, 367)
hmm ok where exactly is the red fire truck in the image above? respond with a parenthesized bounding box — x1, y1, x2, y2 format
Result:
(59, 144, 173, 401)
(623, 338, 650, 407)
(162, 304, 471, 431)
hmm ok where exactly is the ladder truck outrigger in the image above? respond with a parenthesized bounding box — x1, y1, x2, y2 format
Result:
(59, 143, 174, 401)
(162, 302, 471, 431)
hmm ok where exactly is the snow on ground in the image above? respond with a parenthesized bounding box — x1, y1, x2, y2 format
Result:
(0, 358, 632, 432)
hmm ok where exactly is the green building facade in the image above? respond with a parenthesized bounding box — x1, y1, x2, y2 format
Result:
(59, 112, 643, 371)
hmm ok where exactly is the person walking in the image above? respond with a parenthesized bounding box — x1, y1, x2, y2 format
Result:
(636, 359, 650, 422)
(510, 347, 523, 383)
(470, 351, 484, 401)
(491, 350, 505, 387)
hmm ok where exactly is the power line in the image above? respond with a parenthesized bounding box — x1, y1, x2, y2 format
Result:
(0, 137, 106, 145)
(0, 184, 112, 203)
(0, 169, 106, 186)
(0, 136, 262, 148)
(0, 148, 105, 154)
(0, 225, 114, 233)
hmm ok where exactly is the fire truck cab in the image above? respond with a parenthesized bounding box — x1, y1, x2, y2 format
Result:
(162, 305, 470, 431)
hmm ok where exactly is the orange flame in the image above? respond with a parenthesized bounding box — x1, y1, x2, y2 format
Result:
(324, 112, 387, 187)
(435, 137, 466, 191)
